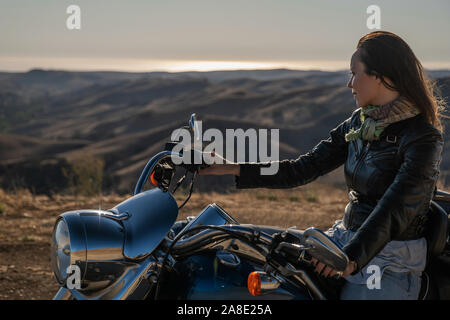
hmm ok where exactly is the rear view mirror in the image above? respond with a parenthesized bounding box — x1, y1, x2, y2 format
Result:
(189, 113, 200, 141)
(301, 227, 349, 272)
(171, 113, 198, 144)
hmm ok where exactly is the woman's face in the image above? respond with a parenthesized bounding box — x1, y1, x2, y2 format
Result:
(347, 50, 381, 108)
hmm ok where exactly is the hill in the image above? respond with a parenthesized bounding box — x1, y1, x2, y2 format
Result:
(1, 69, 449, 193)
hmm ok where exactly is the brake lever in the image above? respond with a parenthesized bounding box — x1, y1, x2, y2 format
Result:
(274, 242, 308, 255)
(275, 242, 314, 265)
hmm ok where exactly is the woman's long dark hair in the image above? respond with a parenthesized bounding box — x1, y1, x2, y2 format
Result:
(356, 31, 447, 132)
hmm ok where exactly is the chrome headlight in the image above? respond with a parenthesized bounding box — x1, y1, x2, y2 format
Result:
(50, 213, 88, 286)
(51, 219, 71, 284)
(50, 188, 178, 297)
(50, 210, 125, 290)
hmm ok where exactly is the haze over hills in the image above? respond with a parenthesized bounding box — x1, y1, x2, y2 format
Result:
(1, 69, 449, 193)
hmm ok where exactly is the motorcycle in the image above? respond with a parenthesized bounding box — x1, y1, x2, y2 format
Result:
(51, 114, 450, 300)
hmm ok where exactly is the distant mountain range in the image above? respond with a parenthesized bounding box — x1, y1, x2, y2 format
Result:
(1, 69, 449, 193)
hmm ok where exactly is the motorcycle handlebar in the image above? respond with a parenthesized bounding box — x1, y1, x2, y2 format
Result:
(275, 242, 309, 259)
(163, 225, 273, 256)
(163, 224, 315, 263)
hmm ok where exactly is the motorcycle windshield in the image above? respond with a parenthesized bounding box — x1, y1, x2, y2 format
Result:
(113, 188, 178, 259)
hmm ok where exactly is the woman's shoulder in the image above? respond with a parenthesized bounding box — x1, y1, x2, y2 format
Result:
(399, 114, 443, 147)
(407, 114, 442, 137)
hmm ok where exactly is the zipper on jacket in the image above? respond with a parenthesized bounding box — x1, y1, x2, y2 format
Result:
(352, 141, 371, 188)
(354, 140, 360, 157)
(365, 150, 396, 161)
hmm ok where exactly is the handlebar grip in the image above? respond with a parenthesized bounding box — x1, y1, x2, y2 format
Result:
(179, 149, 211, 173)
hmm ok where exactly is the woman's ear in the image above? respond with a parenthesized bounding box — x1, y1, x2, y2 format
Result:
(370, 71, 380, 80)
(365, 68, 381, 82)
(372, 72, 384, 86)
(380, 76, 397, 91)
(375, 75, 383, 86)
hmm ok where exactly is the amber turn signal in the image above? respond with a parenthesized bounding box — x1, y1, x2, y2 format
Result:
(247, 271, 261, 296)
(150, 171, 158, 187)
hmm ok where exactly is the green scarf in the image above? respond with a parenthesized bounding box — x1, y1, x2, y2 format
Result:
(345, 96, 421, 142)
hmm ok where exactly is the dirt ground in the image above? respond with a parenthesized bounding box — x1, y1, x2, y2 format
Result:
(0, 182, 349, 299)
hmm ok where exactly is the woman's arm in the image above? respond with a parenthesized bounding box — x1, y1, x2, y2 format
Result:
(342, 128, 444, 273)
(234, 114, 354, 189)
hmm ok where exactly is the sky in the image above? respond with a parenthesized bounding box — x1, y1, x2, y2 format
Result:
(0, 0, 449, 72)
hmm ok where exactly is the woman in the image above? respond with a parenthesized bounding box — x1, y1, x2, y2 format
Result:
(198, 31, 445, 299)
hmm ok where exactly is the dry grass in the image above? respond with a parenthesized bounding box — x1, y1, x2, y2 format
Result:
(175, 182, 348, 230)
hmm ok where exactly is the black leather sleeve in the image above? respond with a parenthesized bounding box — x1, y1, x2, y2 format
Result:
(342, 128, 444, 273)
(234, 114, 353, 189)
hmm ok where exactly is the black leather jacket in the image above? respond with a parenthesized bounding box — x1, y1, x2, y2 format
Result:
(235, 108, 444, 273)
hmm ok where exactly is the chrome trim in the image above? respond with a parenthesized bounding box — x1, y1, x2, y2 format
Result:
(177, 203, 240, 240)
(216, 250, 241, 268)
(81, 214, 125, 262)
(52, 187, 178, 298)
(302, 227, 349, 272)
(167, 225, 272, 257)
(52, 187, 178, 289)
(56, 213, 88, 283)
(51, 219, 71, 284)
(53, 287, 73, 300)
(255, 272, 281, 293)
(284, 263, 326, 300)
(224, 239, 267, 263)
(53, 210, 126, 288)
(67, 255, 158, 300)
(78, 209, 131, 221)
(78, 261, 139, 297)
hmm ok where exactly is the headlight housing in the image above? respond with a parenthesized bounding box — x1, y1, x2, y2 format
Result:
(50, 211, 125, 289)
(50, 188, 178, 297)
(50, 213, 89, 286)
(51, 219, 71, 284)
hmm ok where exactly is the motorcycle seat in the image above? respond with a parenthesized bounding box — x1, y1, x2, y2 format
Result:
(425, 201, 448, 261)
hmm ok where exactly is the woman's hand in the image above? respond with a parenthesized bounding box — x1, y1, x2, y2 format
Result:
(198, 152, 240, 176)
(310, 257, 357, 278)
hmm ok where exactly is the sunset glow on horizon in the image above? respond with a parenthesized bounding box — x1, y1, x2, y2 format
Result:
(1, 56, 449, 73)
(0, 56, 351, 72)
